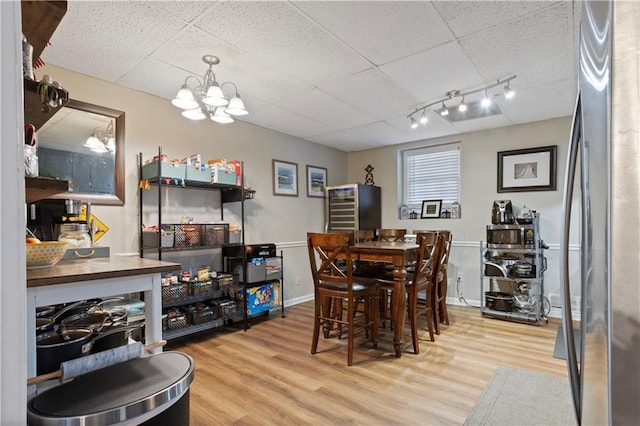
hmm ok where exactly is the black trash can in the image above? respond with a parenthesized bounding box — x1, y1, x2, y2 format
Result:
(27, 351, 194, 426)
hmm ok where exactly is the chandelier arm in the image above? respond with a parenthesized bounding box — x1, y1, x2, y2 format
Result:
(220, 81, 239, 96)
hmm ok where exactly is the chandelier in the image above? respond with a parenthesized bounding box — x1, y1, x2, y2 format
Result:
(171, 55, 248, 124)
(408, 75, 516, 129)
(84, 120, 115, 153)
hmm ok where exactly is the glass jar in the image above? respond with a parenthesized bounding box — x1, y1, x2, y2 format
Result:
(58, 223, 91, 248)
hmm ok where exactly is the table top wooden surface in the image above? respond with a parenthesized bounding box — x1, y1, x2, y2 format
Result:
(27, 256, 180, 288)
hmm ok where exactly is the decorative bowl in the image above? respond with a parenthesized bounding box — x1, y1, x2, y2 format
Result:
(26, 241, 68, 268)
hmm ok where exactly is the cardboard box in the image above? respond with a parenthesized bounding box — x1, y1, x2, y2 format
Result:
(244, 282, 280, 315)
(141, 161, 186, 181)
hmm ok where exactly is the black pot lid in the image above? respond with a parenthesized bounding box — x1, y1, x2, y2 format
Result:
(28, 351, 194, 425)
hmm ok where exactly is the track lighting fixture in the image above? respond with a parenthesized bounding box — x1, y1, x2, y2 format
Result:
(172, 54, 248, 124)
(408, 75, 516, 129)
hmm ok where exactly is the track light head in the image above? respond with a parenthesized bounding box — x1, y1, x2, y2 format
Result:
(419, 110, 428, 125)
(481, 90, 492, 107)
(504, 82, 515, 99)
(410, 116, 418, 129)
(440, 102, 449, 116)
(458, 97, 467, 112)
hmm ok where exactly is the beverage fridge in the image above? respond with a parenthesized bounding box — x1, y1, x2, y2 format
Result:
(324, 183, 381, 232)
(560, 1, 640, 424)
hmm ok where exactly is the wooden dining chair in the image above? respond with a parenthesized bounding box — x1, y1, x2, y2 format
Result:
(375, 231, 439, 353)
(414, 231, 447, 334)
(307, 232, 379, 366)
(435, 230, 452, 326)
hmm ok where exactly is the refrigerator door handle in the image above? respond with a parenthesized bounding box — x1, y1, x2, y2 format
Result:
(561, 92, 582, 420)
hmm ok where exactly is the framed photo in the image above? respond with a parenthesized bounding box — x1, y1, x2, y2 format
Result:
(306, 165, 327, 198)
(421, 200, 442, 218)
(272, 159, 298, 197)
(497, 145, 557, 193)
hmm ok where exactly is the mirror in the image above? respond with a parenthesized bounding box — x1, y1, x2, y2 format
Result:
(36, 100, 125, 205)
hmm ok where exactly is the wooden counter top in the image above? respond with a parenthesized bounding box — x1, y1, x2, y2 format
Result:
(27, 256, 180, 287)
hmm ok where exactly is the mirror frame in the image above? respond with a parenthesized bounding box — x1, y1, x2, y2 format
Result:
(45, 99, 125, 205)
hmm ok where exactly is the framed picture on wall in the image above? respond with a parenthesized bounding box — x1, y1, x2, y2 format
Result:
(272, 159, 298, 197)
(421, 200, 442, 218)
(497, 145, 557, 192)
(306, 165, 327, 198)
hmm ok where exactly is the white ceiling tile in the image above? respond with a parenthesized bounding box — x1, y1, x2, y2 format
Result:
(244, 105, 335, 138)
(380, 41, 485, 105)
(318, 68, 419, 120)
(152, 1, 214, 23)
(43, 2, 187, 82)
(293, 1, 454, 65)
(276, 89, 377, 129)
(307, 130, 372, 152)
(459, 2, 576, 86)
(118, 58, 194, 101)
(193, 1, 371, 84)
(500, 79, 576, 124)
(152, 26, 313, 104)
(434, 1, 556, 38)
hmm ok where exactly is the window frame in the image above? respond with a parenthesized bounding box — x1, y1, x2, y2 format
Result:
(400, 142, 461, 210)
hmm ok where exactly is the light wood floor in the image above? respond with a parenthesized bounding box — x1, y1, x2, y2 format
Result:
(168, 302, 568, 425)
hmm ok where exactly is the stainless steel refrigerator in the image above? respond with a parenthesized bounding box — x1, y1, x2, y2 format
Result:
(561, 1, 640, 424)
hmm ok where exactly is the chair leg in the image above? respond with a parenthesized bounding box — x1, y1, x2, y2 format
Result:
(347, 299, 355, 366)
(424, 291, 435, 343)
(371, 292, 379, 349)
(311, 295, 322, 354)
(439, 272, 450, 325)
(432, 282, 441, 335)
(408, 292, 419, 354)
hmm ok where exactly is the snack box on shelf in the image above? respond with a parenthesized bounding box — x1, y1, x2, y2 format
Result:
(238, 281, 281, 315)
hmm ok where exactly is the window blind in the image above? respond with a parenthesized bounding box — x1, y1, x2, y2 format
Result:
(404, 143, 460, 205)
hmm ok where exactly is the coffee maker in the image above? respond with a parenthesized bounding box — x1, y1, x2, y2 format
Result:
(491, 200, 514, 224)
(26, 198, 91, 241)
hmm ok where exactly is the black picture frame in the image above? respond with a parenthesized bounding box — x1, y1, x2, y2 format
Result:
(421, 200, 442, 218)
(272, 159, 298, 197)
(497, 145, 557, 193)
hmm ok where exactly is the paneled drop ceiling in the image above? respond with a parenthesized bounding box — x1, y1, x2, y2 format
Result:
(41, 1, 580, 152)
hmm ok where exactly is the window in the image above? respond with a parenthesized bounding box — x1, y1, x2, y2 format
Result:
(402, 143, 460, 207)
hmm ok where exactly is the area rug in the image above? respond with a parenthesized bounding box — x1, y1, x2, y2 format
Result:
(464, 365, 577, 426)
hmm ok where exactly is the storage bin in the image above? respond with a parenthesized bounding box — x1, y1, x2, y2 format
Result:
(141, 161, 186, 181)
(162, 282, 189, 301)
(229, 229, 241, 244)
(162, 310, 188, 330)
(201, 223, 229, 246)
(216, 300, 237, 318)
(232, 260, 266, 283)
(211, 164, 237, 185)
(185, 304, 218, 325)
(185, 165, 211, 183)
(173, 224, 201, 248)
(189, 280, 214, 296)
(142, 229, 175, 248)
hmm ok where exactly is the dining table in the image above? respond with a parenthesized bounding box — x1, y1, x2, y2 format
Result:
(350, 240, 419, 357)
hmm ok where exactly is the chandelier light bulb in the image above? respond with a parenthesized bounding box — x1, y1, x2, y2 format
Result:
(171, 84, 198, 110)
(225, 94, 249, 116)
(211, 107, 234, 124)
(181, 108, 207, 120)
(419, 110, 428, 125)
(410, 116, 418, 129)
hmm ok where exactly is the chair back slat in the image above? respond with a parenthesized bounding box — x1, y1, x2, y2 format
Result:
(354, 229, 375, 243)
(307, 232, 354, 285)
(413, 231, 440, 287)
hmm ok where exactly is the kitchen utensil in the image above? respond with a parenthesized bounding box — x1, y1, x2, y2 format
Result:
(491, 200, 514, 224)
(485, 292, 514, 312)
(26, 241, 68, 268)
(28, 340, 166, 385)
(516, 205, 534, 224)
